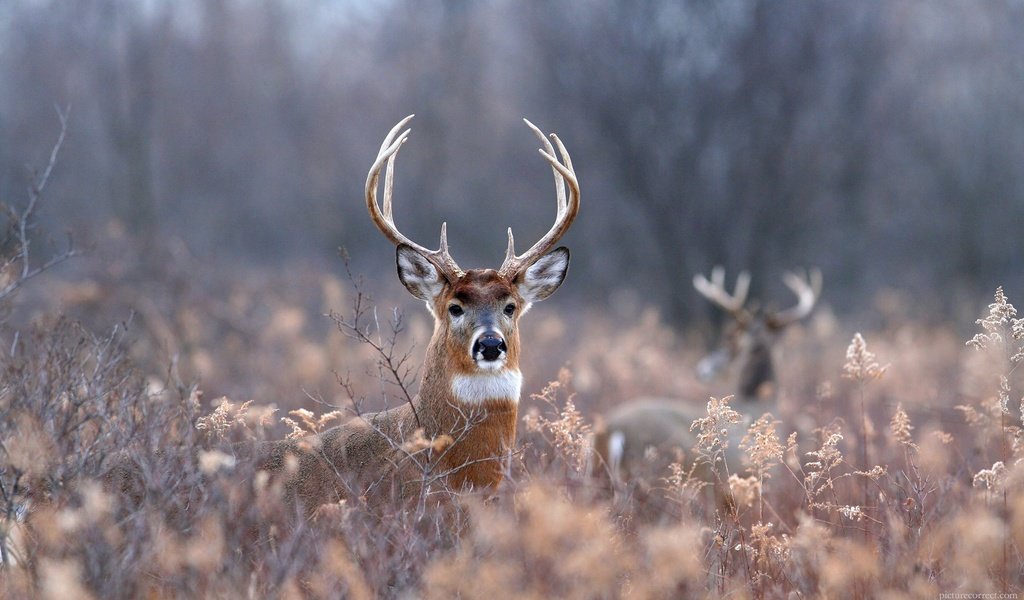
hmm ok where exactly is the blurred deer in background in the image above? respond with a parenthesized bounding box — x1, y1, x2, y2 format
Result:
(261, 116, 579, 512)
(693, 266, 822, 400)
(592, 267, 821, 487)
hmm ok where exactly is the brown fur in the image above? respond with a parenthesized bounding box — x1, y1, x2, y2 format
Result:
(258, 269, 530, 514)
(592, 398, 766, 482)
(592, 399, 704, 481)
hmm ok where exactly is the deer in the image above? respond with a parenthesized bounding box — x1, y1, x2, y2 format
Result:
(258, 116, 579, 513)
(591, 267, 821, 494)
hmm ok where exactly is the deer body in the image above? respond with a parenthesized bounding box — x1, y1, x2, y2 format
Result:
(261, 117, 580, 512)
(592, 398, 704, 481)
(263, 373, 519, 506)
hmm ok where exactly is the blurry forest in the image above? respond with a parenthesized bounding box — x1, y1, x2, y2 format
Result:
(3, 0, 1023, 327)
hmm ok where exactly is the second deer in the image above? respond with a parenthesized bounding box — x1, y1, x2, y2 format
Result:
(592, 267, 821, 486)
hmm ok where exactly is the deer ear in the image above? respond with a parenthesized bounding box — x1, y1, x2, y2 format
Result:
(397, 245, 445, 301)
(517, 247, 570, 306)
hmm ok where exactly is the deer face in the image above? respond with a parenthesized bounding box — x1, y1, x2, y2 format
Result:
(698, 313, 782, 400)
(365, 114, 577, 384)
(366, 115, 577, 392)
(396, 246, 570, 373)
(694, 267, 821, 401)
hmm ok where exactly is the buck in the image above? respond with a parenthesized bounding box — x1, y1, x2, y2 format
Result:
(260, 116, 579, 511)
(592, 267, 820, 485)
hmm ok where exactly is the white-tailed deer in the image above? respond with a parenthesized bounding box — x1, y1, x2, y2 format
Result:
(693, 266, 822, 400)
(592, 267, 820, 487)
(260, 116, 579, 512)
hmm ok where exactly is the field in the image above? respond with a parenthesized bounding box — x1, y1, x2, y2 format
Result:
(2, 1, 1023, 597)
(1, 229, 1022, 599)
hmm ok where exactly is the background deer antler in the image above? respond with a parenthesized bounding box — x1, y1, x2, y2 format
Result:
(767, 268, 822, 327)
(693, 266, 751, 317)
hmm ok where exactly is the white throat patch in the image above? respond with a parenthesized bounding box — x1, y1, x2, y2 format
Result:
(451, 370, 522, 405)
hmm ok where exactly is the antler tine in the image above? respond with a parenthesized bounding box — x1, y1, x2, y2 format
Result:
(771, 268, 822, 326)
(499, 119, 581, 279)
(365, 115, 463, 280)
(522, 119, 566, 214)
(378, 114, 414, 155)
(383, 141, 397, 222)
(693, 266, 750, 315)
(734, 270, 751, 306)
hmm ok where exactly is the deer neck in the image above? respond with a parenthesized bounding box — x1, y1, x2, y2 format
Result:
(418, 335, 520, 429)
(737, 339, 776, 402)
(411, 336, 521, 490)
(420, 344, 521, 412)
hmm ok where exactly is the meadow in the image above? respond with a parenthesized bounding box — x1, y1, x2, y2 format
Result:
(1, 225, 1021, 599)
(2, 1, 1022, 597)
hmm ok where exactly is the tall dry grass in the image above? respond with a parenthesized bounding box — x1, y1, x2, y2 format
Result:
(1, 235, 1023, 597)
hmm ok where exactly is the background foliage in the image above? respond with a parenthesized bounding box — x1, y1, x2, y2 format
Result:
(2, 0, 1023, 324)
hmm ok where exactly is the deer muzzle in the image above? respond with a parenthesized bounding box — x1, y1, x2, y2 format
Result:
(473, 331, 508, 365)
(696, 347, 732, 382)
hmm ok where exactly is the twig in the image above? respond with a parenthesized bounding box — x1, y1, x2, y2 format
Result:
(0, 105, 80, 304)
(331, 252, 421, 428)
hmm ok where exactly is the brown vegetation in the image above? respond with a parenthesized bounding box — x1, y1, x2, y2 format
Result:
(1, 116, 1022, 599)
(2, 241, 1023, 597)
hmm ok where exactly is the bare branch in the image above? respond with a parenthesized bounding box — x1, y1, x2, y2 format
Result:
(0, 106, 80, 306)
(330, 253, 421, 429)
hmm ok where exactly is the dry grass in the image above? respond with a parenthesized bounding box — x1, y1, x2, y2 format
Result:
(1, 244, 1023, 598)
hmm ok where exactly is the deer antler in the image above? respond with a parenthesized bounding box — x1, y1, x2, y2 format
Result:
(498, 119, 580, 279)
(693, 266, 751, 316)
(768, 268, 822, 327)
(365, 115, 464, 280)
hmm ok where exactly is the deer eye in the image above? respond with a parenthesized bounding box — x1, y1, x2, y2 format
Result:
(504, 303, 516, 317)
(448, 304, 464, 317)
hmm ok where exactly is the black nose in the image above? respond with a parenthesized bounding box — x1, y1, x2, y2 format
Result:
(473, 333, 507, 362)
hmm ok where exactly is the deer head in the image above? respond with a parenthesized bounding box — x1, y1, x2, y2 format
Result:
(366, 116, 578, 400)
(693, 266, 821, 400)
